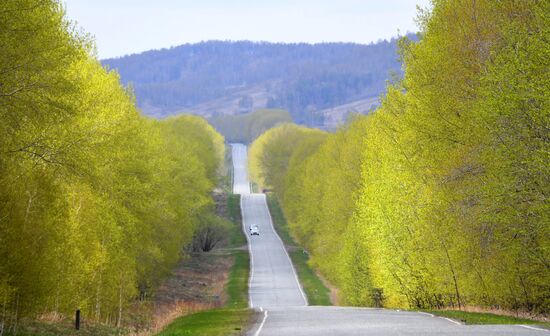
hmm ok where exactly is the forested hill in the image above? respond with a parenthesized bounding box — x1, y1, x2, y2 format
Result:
(102, 38, 412, 126)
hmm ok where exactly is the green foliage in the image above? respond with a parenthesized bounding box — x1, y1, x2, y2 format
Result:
(248, 0, 549, 315)
(346, 0, 550, 312)
(248, 123, 326, 192)
(210, 109, 292, 144)
(0, 0, 224, 329)
(159, 115, 225, 180)
(282, 118, 369, 295)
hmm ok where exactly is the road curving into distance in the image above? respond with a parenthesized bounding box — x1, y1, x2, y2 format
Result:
(230, 143, 547, 336)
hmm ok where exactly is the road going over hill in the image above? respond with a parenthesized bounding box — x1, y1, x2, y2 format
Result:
(230, 143, 548, 336)
(232, 143, 307, 307)
(232, 143, 252, 195)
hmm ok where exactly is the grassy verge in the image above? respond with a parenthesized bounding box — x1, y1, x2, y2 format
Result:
(157, 194, 253, 336)
(221, 144, 234, 193)
(266, 194, 332, 306)
(227, 194, 245, 248)
(156, 309, 251, 336)
(224, 194, 249, 310)
(426, 310, 549, 327)
(4, 318, 126, 336)
(225, 249, 249, 308)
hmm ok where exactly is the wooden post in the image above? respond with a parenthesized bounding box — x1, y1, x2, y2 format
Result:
(75, 309, 80, 330)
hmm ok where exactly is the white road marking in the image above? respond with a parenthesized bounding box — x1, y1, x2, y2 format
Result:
(416, 311, 461, 325)
(254, 310, 269, 336)
(415, 311, 435, 317)
(520, 325, 549, 332)
(442, 317, 462, 325)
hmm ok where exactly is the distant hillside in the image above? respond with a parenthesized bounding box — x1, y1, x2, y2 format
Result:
(103, 37, 414, 126)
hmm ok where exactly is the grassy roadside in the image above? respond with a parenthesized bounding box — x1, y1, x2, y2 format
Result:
(3, 319, 126, 336)
(266, 194, 332, 306)
(155, 309, 251, 336)
(221, 144, 234, 193)
(227, 194, 246, 247)
(157, 194, 253, 336)
(425, 310, 550, 327)
(225, 195, 248, 309)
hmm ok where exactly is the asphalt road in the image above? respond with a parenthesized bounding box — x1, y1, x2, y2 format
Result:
(230, 143, 548, 336)
(232, 143, 251, 195)
(254, 307, 547, 336)
(232, 143, 307, 307)
(242, 193, 307, 308)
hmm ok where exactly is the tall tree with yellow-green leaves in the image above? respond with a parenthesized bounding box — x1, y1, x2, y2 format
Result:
(249, 0, 549, 314)
(0, 0, 225, 331)
(248, 123, 326, 194)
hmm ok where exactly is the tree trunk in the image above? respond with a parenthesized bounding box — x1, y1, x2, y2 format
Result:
(442, 242, 462, 309)
(11, 294, 19, 335)
(0, 290, 7, 336)
(95, 272, 102, 320)
(117, 276, 123, 328)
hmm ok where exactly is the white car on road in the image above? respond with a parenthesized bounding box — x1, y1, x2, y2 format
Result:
(250, 225, 260, 236)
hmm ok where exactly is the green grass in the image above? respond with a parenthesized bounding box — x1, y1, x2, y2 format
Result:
(156, 308, 252, 336)
(221, 144, 234, 193)
(225, 194, 249, 309)
(157, 194, 253, 336)
(225, 250, 250, 309)
(266, 194, 332, 306)
(426, 310, 549, 327)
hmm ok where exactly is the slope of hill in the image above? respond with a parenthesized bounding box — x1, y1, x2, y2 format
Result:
(103, 37, 413, 126)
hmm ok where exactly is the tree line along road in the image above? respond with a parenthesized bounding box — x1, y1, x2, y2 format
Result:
(230, 143, 548, 336)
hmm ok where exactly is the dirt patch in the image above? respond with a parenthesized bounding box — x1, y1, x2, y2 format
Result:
(141, 252, 234, 334)
(315, 271, 340, 306)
